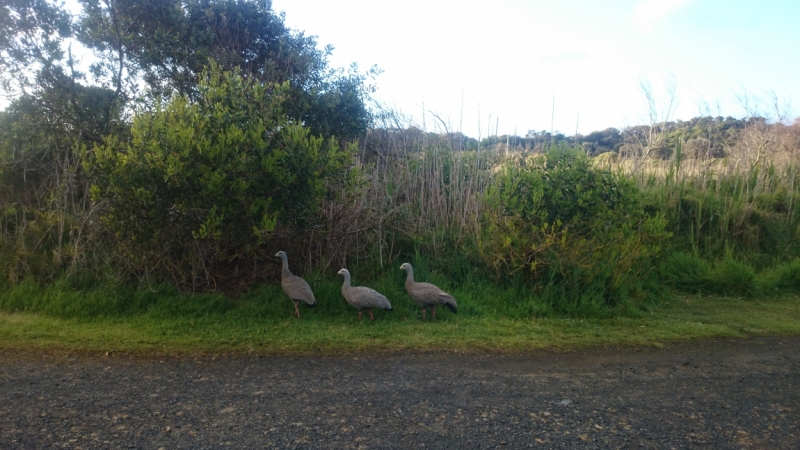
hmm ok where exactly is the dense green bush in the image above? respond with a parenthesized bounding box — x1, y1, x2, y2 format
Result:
(482, 147, 670, 314)
(86, 65, 357, 285)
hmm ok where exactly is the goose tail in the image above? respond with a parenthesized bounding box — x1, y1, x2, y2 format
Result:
(441, 293, 458, 314)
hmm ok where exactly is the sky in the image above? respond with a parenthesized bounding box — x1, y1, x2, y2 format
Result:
(3, 0, 797, 138)
(271, 0, 800, 137)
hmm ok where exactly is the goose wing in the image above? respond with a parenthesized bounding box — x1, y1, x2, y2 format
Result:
(282, 274, 316, 306)
(350, 286, 392, 311)
(409, 281, 455, 304)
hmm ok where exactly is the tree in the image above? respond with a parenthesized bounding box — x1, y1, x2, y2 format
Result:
(77, 0, 376, 141)
(1, 0, 127, 143)
(0, 0, 72, 94)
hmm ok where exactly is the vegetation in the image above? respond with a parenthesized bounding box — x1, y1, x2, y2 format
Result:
(1, 0, 800, 352)
(490, 115, 780, 158)
(87, 65, 358, 285)
(0, 0, 374, 288)
(483, 147, 668, 314)
(1, 277, 799, 354)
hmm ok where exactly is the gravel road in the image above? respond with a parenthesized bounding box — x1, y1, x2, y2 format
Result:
(1, 337, 798, 449)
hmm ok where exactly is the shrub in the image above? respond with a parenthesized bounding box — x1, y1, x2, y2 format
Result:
(86, 65, 357, 286)
(707, 257, 757, 297)
(482, 147, 669, 314)
(756, 258, 800, 295)
(660, 251, 712, 293)
(662, 252, 759, 297)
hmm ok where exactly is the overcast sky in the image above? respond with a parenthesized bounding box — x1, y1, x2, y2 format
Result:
(272, 0, 800, 137)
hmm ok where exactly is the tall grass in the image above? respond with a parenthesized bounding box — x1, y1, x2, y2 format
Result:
(616, 115, 800, 263)
(636, 159, 800, 268)
(364, 112, 498, 256)
(617, 117, 800, 296)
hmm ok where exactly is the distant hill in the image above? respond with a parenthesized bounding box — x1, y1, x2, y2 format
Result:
(366, 116, 800, 162)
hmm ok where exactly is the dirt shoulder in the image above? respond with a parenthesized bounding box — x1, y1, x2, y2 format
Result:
(1, 337, 799, 449)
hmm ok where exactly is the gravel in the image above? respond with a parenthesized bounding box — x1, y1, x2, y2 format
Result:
(1, 336, 798, 449)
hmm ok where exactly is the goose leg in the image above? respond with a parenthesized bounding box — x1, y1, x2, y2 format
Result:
(294, 301, 301, 319)
(422, 307, 427, 320)
(432, 305, 437, 320)
(369, 309, 375, 321)
(358, 311, 363, 321)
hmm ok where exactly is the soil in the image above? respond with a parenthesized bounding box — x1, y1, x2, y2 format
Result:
(1, 337, 799, 449)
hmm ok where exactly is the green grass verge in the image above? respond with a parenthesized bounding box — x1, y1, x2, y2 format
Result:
(1, 291, 798, 355)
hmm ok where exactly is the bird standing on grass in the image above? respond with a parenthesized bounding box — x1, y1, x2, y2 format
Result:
(337, 268, 393, 321)
(399, 263, 458, 320)
(275, 251, 316, 318)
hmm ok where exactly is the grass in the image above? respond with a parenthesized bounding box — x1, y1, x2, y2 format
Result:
(1, 285, 798, 355)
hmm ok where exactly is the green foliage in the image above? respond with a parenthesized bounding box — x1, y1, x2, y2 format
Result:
(642, 166, 800, 268)
(660, 252, 799, 297)
(5, 270, 800, 354)
(759, 258, 800, 294)
(512, 128, 622, 155)
(1, 1, 127, 144)
(0, 94, 107, 284)
(78, 0, 375, 141)
(86, 65, 357, 284)
(1, 0, 374, 287)
(0, 276, 236, 318)
(0, 0, 72, 89)
(660, 252, 712, 293)
(624, 116, 746, 160)
(483, 147, 669, 314)
(708, 257, 757, 297)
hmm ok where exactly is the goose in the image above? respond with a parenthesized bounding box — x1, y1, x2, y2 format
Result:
(275, 251, 316, 318)
(399, 263, 457, 320)
(337, 268, 392, 320)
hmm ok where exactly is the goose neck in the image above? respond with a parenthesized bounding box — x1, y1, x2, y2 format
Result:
(341, 272, 351, 288)
(281, 255, 292, 277)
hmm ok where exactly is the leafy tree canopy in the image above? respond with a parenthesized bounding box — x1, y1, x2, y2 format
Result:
(1, 0, 376, 143)
(77, 0, 376, 141)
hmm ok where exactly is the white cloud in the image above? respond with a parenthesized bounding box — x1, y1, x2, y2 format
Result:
(631, 0, 692, 33)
